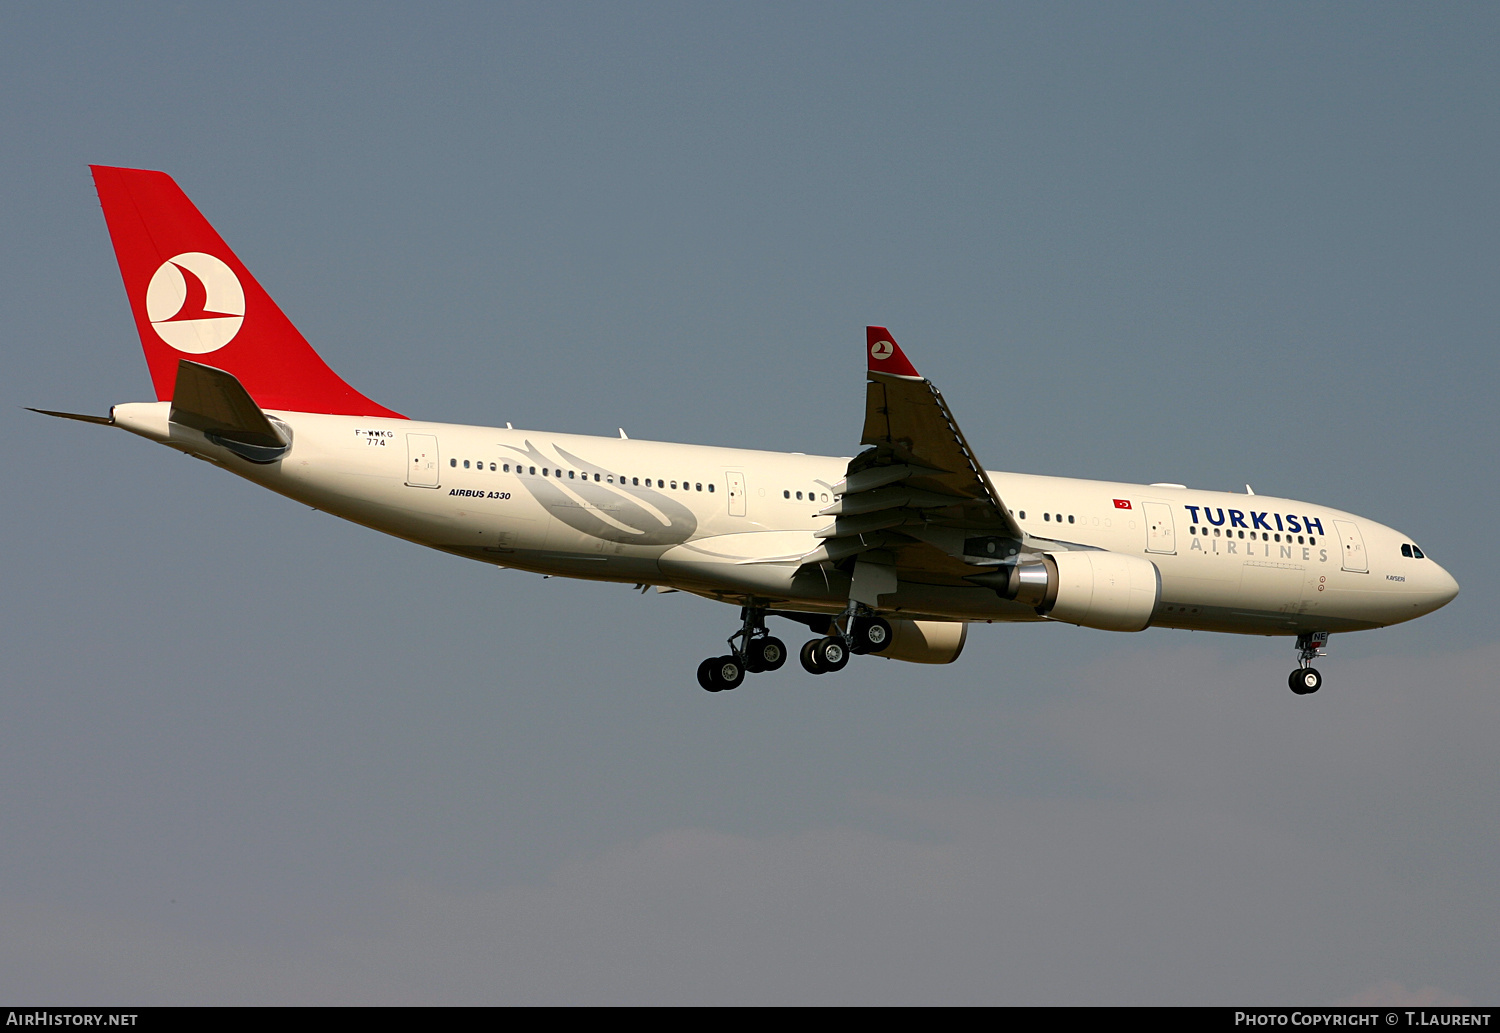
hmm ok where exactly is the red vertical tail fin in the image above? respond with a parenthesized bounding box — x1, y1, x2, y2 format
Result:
(91, 166, 404, 418)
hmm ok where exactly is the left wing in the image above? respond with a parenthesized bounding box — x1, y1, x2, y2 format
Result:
(805, 328, 1033, 587)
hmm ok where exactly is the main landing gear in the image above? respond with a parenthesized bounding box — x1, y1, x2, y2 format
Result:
(697, 606, 788, 692)
(1288, 631, 1329, 695)
(799, 612, 891, 675)
(698, 604, 891, 690)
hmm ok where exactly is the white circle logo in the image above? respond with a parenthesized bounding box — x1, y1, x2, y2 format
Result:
(870, 340, 894, 361)
(145, 252, 245, 353)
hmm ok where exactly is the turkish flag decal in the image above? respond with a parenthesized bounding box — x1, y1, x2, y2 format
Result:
(1113, 499, 1132, 509)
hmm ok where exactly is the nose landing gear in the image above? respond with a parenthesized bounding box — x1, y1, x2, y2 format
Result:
(1289, 632, 1328, 695)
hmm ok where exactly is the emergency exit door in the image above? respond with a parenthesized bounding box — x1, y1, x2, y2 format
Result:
(1143, 501, 1176, 554)
(406, 433, 440, 488)
(726, 471, 747, 517)
(1334, 520, 1368, 573)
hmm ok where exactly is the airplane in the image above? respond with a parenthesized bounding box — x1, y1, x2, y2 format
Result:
(34, 166, 1459, 695)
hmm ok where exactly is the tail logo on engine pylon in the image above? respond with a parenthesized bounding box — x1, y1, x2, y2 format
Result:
(145, 252, 245, 354)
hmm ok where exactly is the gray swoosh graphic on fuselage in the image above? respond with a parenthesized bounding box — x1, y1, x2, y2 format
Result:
(502, 440, 698, 546)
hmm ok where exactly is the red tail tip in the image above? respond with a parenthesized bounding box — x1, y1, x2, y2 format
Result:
(866, 326, 921, 379)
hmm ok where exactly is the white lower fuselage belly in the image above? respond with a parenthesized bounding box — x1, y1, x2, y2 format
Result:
(115, 404, 1457, 638)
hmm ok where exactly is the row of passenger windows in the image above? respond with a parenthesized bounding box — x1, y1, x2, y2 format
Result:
(784, 490, 831, 503)
(1191, 526, 1317, 545)
(450, 457, 714, 492)
(1016, 510, 1075, 524)
(1400, 543, 1427, 559)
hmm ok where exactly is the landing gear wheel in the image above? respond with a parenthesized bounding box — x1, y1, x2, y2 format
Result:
(800, 639, 827, 675)
(750, 636, 787, 672)
(715, 655, 745, 691)
(1289, 667, 1322, 695)
(698, 657, 722, 692)
(851, 617, 892, 654)
(815, 637, 850, 672)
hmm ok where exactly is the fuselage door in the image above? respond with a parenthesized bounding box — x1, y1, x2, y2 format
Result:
(406, 433, 440, 488)
(726, 471, 747, 517)
(1143, 501, 1176, 554)
(1334, 519, 1368, 573)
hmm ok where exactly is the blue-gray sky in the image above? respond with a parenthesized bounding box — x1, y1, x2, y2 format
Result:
(3, 2, 1496, 1004)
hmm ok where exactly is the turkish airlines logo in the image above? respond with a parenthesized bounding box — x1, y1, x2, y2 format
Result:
(870, 339, 895, 361)
(144, 252, 245, 354)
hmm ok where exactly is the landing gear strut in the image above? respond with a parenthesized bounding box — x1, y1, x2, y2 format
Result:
(1289, 632, 1328, 695)
(698, 605, 787, 692)
(697, 603, 892, 689)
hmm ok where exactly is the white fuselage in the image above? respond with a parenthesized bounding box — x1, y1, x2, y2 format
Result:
(110, 403, 1459, 637)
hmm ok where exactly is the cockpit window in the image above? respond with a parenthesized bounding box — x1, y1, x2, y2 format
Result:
(1401, 544, 1413, 558)
(1413, 545, 1425, 559)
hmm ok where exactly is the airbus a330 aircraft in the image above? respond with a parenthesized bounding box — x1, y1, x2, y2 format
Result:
(37, 167, 1459, 694)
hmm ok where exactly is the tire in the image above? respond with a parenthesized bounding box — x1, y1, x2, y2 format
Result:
(816, 637, 850, 672)
(800, 638, 826, 675)
(698, 657, 722, 692)
(716, 655, 745, 690)
(851, 617, 892, 654)
(1290, 665, 1326, 695)
(1289, 667, 1322, 695)
(752, 636, 788, 672)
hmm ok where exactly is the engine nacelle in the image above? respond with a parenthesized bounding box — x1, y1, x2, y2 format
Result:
(1001, 550, 1159, 632)
(881, 619, 968, 664)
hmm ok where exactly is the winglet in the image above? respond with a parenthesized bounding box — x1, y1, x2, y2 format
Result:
(866, 326, 921, 379)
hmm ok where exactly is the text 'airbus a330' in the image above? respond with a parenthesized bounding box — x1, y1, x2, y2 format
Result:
(35, 167, 1459, 694)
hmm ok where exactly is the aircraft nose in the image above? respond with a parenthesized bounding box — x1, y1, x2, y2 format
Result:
(1426, 561, 1460, 612)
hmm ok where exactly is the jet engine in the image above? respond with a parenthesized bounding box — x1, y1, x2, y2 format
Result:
(981, 550, 1160, 632)
(881, 618, 968, 664)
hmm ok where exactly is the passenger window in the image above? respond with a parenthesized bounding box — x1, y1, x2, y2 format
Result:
(696, 483, 702, 491)
(784, 490, 790, 499)
(1214, 528, 1221, 537)
(671, 481, 677, 489)
(463, 460, 470, 469)
(568, 470, 575, 479)
(1043, 513, 1050, 521)
(632, 477, 639, 486)
(708, 484, 714, 492)
(450, 458, 457, 467)
(489, 463, 496, 471)
(796, 491, 804, 500)
(1068, 515, 1075, 524)
(1019, 511, 1026, 519)
(594, 473, 601, 482)
(529, 466, 536, 475)
(821, 493, 829, 503)
(504, 464, 510, 472)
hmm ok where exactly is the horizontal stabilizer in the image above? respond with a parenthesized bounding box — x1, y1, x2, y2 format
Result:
(170, 360, 290, 462)
(171, 360, 284, 446)
(26, 407, 112, 426)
